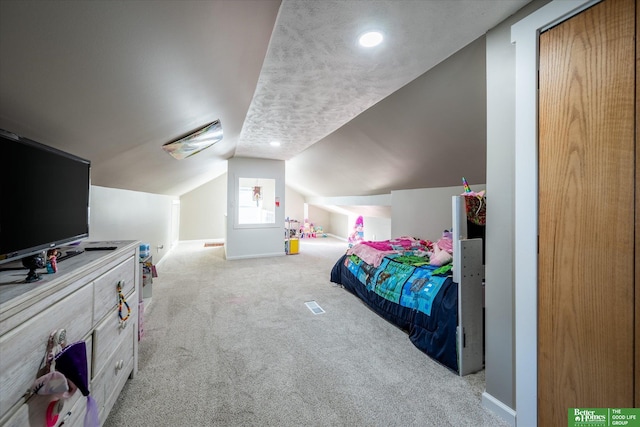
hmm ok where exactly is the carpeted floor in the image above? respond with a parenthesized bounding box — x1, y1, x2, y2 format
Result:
(104, 237, 508, 427)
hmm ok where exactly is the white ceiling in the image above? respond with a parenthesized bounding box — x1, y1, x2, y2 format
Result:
(0, 0, 530, 199)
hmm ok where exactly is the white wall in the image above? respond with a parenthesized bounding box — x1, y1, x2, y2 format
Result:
(391, 185, 485, 241)
(324, 211, 390, 242)
(306, 205, 331, 234)
(484, 8, 520, 419)
(179, 174, 331, 246)
(225, 158, 286, 260)
(358, 215, 391, 241)
(329, 211, 350, 239)
(320, 185, 481, 243)
(180, 173, 227, 241)
(285, 185, 305, 224)
(89, 185, 177, 262)
(180, 174, 299, 243)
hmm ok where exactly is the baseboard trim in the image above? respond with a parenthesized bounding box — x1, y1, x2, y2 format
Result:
(482, 392, 516, 427)
(225, 252, 286, 260)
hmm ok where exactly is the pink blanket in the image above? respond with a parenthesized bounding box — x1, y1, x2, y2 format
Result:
(360, 237, 417, 251)
(347, 236, 426, 267)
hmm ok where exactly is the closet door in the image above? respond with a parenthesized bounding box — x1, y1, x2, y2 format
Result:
(538, 0, 636, 425)
(636, 0, 640, 410)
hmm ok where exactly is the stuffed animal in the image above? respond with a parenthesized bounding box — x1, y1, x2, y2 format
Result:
(429, 230, 453, 266)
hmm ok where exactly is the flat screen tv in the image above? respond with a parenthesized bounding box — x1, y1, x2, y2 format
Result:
(0, 129, 91, 266)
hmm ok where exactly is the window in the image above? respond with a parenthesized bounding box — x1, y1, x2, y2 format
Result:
(236, 177, 276, 226)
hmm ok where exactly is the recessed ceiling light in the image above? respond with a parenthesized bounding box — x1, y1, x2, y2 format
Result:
(359, 31, 383, 48)
(270, 141, 281, 147)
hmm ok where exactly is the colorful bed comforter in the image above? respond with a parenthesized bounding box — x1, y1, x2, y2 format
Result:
(330, 244, 459, 372)
(344, 254, 449, 316)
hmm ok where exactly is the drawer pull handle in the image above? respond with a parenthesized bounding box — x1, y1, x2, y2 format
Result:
(115, 360, 124, 371)
(117, 281, 131, 324)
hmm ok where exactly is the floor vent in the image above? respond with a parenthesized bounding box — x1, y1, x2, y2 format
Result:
(305, 301, 325, 315)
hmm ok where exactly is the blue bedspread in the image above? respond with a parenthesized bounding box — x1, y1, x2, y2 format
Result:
(331, 254, 459, 372)
(345, 254, 448, 316)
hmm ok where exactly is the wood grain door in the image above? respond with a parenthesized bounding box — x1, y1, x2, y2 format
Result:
(636, 0, 640, 410)
(538, 0, 636, 425)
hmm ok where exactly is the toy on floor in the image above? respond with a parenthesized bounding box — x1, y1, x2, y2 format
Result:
(315, 225, 327, 237)
(300, 219, 316, 238)
(348, 216, 364, 247)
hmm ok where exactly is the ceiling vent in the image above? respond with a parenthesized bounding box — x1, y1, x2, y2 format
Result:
(162, 119, 223, 160)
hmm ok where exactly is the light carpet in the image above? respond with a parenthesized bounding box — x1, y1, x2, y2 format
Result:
(104, 237, 508, 427)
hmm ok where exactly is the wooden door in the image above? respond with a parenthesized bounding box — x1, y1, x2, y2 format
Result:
(636, 0, 640, 410)
(538, 0, 636, 425)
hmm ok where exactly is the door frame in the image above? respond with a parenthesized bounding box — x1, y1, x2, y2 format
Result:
(511, 0, 600, 425)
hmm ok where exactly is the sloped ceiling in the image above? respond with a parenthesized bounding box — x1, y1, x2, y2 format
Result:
(0, 0, 530, 198)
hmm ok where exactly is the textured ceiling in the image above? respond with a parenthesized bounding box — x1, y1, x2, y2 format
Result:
(287, 33, 489, 198)
(0, 0, 531, 199)
(237, 0, 529, 162)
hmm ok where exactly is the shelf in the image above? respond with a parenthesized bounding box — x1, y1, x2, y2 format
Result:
(285, 219, 300, 255)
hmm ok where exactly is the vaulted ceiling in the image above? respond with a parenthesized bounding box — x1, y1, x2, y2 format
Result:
(0, 0, 530, 198)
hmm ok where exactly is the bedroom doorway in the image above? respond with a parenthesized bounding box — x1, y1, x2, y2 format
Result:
(537, 0, 637, 424)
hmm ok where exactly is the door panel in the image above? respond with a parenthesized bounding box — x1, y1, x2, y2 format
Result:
(538, 0, 635, 424)
(636, 0, 640, 410)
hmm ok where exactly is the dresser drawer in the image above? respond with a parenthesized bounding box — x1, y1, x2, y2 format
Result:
(93, 291, 137, 379)
(21, 386, 84, 427)
(0, 285, 93, 418)
(54, 390, 87, 427)
(49, 333, 92, 427)
(93, 257, 136, 325)
(0, 403, 28, 427)
(0, 335, 91, 427)
(92, 321, 134, 424)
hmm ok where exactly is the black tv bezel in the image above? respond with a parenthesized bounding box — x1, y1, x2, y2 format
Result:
(0, 129, 91, 266)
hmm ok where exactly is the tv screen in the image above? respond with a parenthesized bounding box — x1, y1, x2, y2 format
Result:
(0, 129, 90, 265)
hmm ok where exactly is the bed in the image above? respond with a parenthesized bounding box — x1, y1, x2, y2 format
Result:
(330, 196, 485, 376)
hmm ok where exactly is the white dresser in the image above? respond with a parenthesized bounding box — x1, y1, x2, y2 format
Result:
(0, 241, 140, 427)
